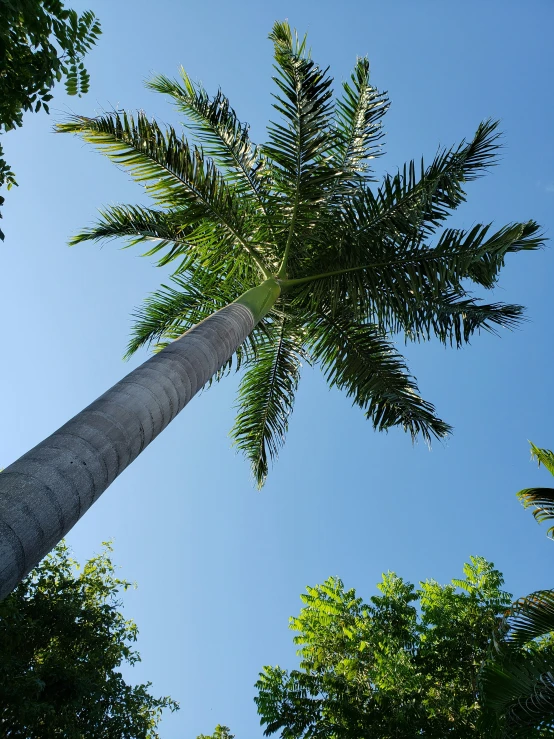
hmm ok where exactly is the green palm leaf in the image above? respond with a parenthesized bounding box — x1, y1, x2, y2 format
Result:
(517, 488, 554, 539)
(264, 21, 338, 276)
(126, 274, 230, 356)
(501, 592, 554, 647)
(306, 311, 450, 443)
(70, 204, 200, 270)
(402, 291, 524, 347)
(71, 203, 262, 282)
(147, 70, 280, 260)
(265, 22, 334, 191)
(58, 112, 271, 277)
(147, 70, 268, 200)
(529, 445, 554, 477)
(307, 57, 389, 249)
(517, 444, 554, 537)
(481, 647, 554, 736)
(331, 56, 389, 182)
(464, 220, 544, 288)
(231, 319, 305, 487)
(294, 219, 540, 333)
(348, 119, 503, 247)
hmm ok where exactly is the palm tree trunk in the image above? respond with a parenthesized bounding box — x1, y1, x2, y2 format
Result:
(0, 279, 281, 600)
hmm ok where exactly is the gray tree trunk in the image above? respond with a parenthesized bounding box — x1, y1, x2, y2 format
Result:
(0, 302, 256, 600)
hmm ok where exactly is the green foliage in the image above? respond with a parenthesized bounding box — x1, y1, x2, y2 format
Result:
(0, 0, 101, 238)
(255, 557, 511, 738)
(481, 595, 554, 737)
(306, 311, 450, 443)
(197, 726, 235, 739)
(231, 317, 306, 482)
(481, 443, 554, 736)
(517, 443, 554, 538)
(60, 21, 543, 487)
(0, 541, 178, 737)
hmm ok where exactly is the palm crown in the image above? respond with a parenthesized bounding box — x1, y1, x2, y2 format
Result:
(60, 21, 543, 487)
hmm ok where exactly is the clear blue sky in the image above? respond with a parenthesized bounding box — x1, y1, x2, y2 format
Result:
(1, 1, 554, 736)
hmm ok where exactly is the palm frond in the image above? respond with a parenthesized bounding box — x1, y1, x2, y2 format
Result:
(70, 204, 200, 270)
(464, 220, 544, 288)
(57, 113, 270, 276)
(266, 20, 334, 186)
(481, 646, 554, 735)
(500, 591, 554, 647)
(401, 291, 524, 347)
(331, 57, 389, 182)
(231, 318, 304, 487)
(480, 443, 554, 736)
(306, 311, 451, 443)
(148, 71, 268, 199)
(91, 204, 257, 281)
(348, 119, 503, 245)
(71, 203, 260, 278)
(126, 274, 229, 357)
(306, 58, 388, 247)
(419, 220, 542, 292)
(530, 444, 554, 477)
(295, 219, 541, 331)
(264, 21, 337, 270)
(148, 71, 280, 257)
(517, 488, 554, 538)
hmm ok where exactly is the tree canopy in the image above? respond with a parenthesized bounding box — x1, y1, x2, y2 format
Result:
(0, 541, 178, 738)
(255, 557, 511, 738)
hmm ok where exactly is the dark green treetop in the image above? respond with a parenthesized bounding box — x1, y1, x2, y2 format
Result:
(0, 541, 178, 738)
(0, 0, 101, 237)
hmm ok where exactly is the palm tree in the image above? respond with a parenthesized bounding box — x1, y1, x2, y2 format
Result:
(481, 444, 554, 736)
(0, 22, 543, 600)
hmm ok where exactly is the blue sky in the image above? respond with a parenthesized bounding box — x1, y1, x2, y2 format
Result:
(1, 1, 554, 736)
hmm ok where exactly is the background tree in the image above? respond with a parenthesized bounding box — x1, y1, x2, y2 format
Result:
(255, 558, 511, 738)
(0, 0, 101, 238)
(481, 443, 554, 736)
(0, 540, 178, 738)
(197, 726, 235, 739)
(0, 21, 543, 598)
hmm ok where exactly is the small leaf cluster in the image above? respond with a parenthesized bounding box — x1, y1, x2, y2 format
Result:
(197, 726, 236, 739)
(0, 541, 178, 738)
(255, 558, 511, 738)
(0, 0, 101, 128)
(0, 0, 100, 236)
